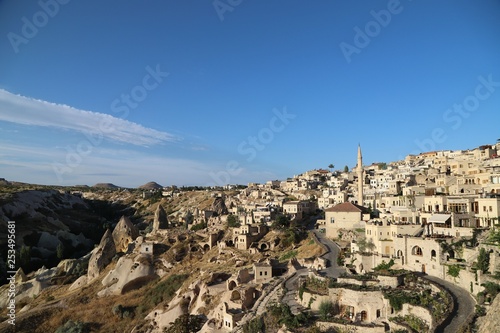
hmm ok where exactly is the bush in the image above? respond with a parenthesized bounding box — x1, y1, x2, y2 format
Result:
(227, 214, 240, 228)
(374, 259, 395, 271)
(163, 314, 203, 333)
(143, 274, 188, 308)
(447, 264, 461, 278)
(475, 305, 487, 317)
(318, 300, 334, 321)
(190, 222, 207, 231)
(243, 316, 264, 333)
(55, 320, 89, 333)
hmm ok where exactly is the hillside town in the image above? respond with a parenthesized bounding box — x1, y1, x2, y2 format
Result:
(2, 141, 500, 333)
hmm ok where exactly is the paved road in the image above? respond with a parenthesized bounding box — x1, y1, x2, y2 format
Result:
(312, 230, 346, 278)
(421, 275, 476, 333)
(283, 268, 308, 314)
(279, 230, 347, 315)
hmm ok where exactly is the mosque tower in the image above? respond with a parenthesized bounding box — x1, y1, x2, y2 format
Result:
(357, 145, 363, 206)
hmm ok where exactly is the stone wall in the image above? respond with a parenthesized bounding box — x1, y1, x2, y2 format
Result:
(316, 321, 385, 333)
(400, 303, 433, 329)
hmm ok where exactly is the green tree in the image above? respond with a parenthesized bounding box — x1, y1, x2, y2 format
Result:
(243, 317, 264, 333)
(477, 248, 490, 273)
(318, 300, 334, 321)
(447, 264, 461, 279)
(57, 242, 65, 260)
(356, 237, 375, 253)
(328, 164, 334, 171)
(19, 245, 31, 269)
(227, 214, 240, 228)
(163, 314, 203, 333)
(343, 165, 349, 173)
(272, 215, 290, 230)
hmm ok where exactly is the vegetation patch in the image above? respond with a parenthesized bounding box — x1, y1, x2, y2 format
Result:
(143, 274, 188, 309)
(391, 314, 429, 333)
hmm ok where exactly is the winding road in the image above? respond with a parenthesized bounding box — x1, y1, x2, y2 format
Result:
(281, 229, 476, 333)
(422, 274, 476, 333)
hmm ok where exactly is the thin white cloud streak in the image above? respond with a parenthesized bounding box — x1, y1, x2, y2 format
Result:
(0, 89, 179, 146)
(0, 143, 278, 187)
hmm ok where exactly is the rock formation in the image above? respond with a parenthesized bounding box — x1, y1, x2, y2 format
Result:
(98, 254, 156, 296)
(112, 216, 139, 253)
(153, 204, 169, 231)
(477, 294, 500, 333)
(87, 229, 116, 281)
(211, 197, 228, 216)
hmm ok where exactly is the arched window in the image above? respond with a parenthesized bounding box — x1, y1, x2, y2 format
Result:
(412, 246, 423, 256)
(431, 250, 436, 258)
(360, 310, 368, 321)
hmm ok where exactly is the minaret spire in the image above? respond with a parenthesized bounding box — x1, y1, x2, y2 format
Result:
(357, 145, 363, 206)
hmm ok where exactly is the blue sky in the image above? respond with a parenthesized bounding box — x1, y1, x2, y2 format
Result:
(1, 0, 499, 187)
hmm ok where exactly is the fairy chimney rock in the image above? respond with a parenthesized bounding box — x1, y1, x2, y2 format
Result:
(87, 229, 116, 281)
(212, 197, 228, 216)
(153, 204, 169, 231)
(112, 216, 139, 253)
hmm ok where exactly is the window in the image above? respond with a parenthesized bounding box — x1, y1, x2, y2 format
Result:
(330, 217, 335, 224)
(260, 272, 262, 276)
(412, 246, 423, 256)
(484, 206, 487, 212)
(264, 271, 268, 276)
(490, 206, 493, 212)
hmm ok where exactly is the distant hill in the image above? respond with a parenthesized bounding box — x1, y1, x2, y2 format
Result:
(138, 181, 163, 190)
(93, 183, 119, 189)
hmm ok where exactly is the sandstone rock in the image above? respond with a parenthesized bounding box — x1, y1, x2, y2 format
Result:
(98, 254, 156, 296)
(87, 229, 116, 281)
(14, 268, 27, 284)
(153, 204, 169, 231)
(112, 216, 139, 253)
(477, 294, 500, 333)
(211, 197, 228, 216)
(69, 275, 88, 291)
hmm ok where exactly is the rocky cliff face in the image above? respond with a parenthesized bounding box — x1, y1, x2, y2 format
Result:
(0, 189, 103, 274)
(112, 216, 139, 253)
(477, 294, 500, 333)
(211, 197, 228, 216)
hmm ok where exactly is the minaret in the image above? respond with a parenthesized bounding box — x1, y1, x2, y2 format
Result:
(357, 145, 363, 206)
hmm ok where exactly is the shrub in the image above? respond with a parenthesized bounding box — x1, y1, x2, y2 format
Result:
(143, 274, 188, 309)
(190, 222, 207, 231)
(243, 317, 264, 333)
(374, 259, 395, 271)
(447, 264, 461, 278)
(55, 320, 89, 333)
(163, 314, 203, 333)
(318, 300, 334, 321)
(227, 214, 240, 228)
